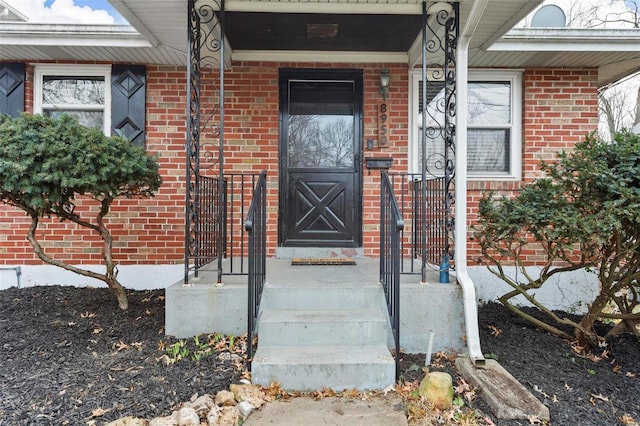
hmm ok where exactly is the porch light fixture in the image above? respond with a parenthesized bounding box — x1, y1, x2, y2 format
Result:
(379, 69, 391, 100)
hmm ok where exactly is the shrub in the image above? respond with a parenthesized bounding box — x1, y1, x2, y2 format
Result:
(0, 113, 161, 309)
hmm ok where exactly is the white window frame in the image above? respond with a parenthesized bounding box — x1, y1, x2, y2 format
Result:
(33, 64, 111, 135)
(409, 69, 522, 181)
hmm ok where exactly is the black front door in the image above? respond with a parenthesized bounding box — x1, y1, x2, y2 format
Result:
(279, 69, 363, 247)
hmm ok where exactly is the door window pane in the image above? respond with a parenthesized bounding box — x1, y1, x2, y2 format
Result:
(288, 81, 354, 168)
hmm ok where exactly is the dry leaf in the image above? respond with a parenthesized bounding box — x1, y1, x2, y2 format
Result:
(89, 407, 110, 418)
(115, 340, 130, 351)
(626, 372, 636, 378)
(619, 413, 638, 426)
(487, 325, 503, 337)
(80, 311, 96, 319)
(92, 328, 103, 334)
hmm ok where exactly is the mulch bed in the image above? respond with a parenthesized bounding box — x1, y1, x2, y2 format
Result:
(1, 286, 638, 425)
(400, 302, 640, 425)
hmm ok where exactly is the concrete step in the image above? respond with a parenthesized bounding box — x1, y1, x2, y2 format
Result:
(261, 284, 384, 311)
(251, 345, 395, 391)
(258, 308, 389, 346)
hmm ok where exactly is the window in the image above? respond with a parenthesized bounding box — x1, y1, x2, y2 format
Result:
(410, 69, 522, 180)
(34, 65, 111, 134)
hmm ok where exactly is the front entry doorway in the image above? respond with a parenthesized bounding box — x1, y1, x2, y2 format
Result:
(278, 69, 363, 247)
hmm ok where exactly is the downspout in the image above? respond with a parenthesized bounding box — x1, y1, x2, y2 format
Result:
(456, 0, 489, 366)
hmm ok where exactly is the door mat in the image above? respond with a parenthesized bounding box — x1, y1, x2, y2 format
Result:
(291, 257, 356, 266)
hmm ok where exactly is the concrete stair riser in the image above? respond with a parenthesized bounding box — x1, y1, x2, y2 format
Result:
(257, 308, 389, 346)
(251, 346, 395, 391)
(260, 284, 385, 311)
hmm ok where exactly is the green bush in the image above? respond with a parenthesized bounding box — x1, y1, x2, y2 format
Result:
(0, 113, 161, 309)
(474, 132, 640, 345)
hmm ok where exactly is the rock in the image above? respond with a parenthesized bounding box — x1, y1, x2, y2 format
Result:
(149, 416, 177, 426)
(105, 417, 149, 426)
(237, 401, 254, 420)
(229, 383, 265, 408)
(189, 394, 216, 415)
(214, 390, 237, 406)
(217, 352, 243, 362)
(215, 406, 240, 426)
(419, 371, 454, 410)
(176, 407, 200, 426)
(206, 406, 220, 426)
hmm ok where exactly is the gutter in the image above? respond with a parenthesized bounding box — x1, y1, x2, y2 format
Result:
(455, 0, 489, 366)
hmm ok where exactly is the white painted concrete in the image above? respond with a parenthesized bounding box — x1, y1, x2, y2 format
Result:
(0, 264, 182, 291)
(469, 265, 599, 314)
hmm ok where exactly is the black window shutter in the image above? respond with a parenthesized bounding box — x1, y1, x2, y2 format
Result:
(111, 64, 146, 146)
(0, 63, 25, 117)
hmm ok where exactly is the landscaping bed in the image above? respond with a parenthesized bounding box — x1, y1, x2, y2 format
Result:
(1, 286, 638, 425)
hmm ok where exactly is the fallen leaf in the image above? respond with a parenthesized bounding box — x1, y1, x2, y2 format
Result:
(619, 413, 638, 426)
(115, 340, 129, 351)
(487, 325, 502, 337)
(88, 407, 110, 418)
(613, 364, 622, 374)
(626, 372, 636, 378)
(80, 311, 96, 319)
(564, 383, 572, 391)
(92, 328, 103, 334)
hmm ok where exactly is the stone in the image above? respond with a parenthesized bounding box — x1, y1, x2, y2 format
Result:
(455, 358, 550, 421)
(419, 371, 454, 410)
(105, 417, 149, 426)
(214, 390, 237, 407)
(149, 417, 177, 426)
(189, 394, 216, 415)
(176, 407, 200, 426)
(215, 406, 240, 426)
(229, 383, 265, 408)
(206, 406, 220, 426)
(217, 352, 243, 362)
(237, 401, 254, 420)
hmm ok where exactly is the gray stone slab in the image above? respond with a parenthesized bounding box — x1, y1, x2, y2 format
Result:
(243, 396, 408, 426)
(455, 358, 550, 422)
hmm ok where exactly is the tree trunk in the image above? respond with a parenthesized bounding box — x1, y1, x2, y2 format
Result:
(576, 292, 609, 346)
(106, 277, 129, 310)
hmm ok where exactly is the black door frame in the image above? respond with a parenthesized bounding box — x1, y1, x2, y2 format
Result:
(278, 68, 364, 247)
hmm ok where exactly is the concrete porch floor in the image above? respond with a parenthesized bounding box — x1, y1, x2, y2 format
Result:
(165, 257, 466, 355)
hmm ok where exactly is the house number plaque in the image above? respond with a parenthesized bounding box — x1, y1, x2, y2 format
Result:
(378, 102, 388, 147)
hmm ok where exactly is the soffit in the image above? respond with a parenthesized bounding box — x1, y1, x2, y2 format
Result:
(1, 0, 639, 86)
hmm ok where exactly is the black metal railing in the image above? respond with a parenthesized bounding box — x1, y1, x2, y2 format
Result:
(245, 170, 267, 367)
(185, 171, 264, 283)
(387, 173, 451, 275)
(195, 175, 227, 270)
(380, 171, 404, 381)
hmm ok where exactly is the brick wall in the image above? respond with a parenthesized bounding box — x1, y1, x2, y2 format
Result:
(0, 63, 599, 267)
(467, 68, 599, 265)
(0, 64, 188, 265)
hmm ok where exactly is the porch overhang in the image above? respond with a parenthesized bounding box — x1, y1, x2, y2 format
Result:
(2, 0, 640, 87)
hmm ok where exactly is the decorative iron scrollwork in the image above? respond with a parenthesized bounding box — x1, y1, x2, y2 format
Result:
(420, 1, 459, 280)
(185, 0, 226, 283)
